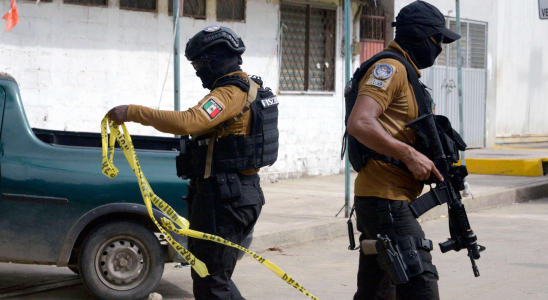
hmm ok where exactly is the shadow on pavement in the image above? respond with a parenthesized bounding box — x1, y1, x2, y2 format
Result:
(0, 263, 193, 300)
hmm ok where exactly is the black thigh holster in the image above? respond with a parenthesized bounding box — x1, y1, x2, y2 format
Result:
(375, 200, 438, 284)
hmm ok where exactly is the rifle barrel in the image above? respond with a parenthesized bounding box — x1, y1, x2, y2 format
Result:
(468, 249, 480, 277)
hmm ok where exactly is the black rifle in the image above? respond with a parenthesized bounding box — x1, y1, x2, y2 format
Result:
(405, 113, 486, 277)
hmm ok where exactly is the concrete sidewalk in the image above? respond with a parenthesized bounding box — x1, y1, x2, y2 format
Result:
(249, 172, 548, 251)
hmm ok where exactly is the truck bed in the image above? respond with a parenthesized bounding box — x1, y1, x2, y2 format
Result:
(32, 128, 181, 152)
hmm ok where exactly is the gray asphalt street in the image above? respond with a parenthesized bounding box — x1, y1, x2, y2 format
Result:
(2, 198, 548, 300)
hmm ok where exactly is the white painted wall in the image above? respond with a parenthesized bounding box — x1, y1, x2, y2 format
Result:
(394, 0, 498, 146)
(268, 5, 350, 180)
(0, 0, 353, 180)
(394, 0, 548, 145)
(493, 0, 548, 143)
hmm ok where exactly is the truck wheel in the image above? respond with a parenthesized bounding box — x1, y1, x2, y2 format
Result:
(79, 221, 164, 300)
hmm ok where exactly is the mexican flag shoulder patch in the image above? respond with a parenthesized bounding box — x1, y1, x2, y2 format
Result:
(202, 98, 224, 121)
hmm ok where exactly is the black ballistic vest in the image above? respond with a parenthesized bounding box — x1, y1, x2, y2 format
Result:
(177, 75, 279, 178)
(343, 50, 466, 172)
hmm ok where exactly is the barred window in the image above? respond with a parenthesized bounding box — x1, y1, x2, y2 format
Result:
(217, 0, 245, 22)
(120, 0, 157, 12)
(64, 0, 106, 6)
(279, 4, 336, 91)
(468, 23, 487, 69)
(360, 7, 385, 62)
(169, 0, 206, 18)
(449, 20, 468, 68)
(436, 20, 486, 69)
(360, 7, 385, 41)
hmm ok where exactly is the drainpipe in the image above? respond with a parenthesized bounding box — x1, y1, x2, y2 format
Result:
(456, 0, 464, 165)
(344, 0, 351, 217)
(456, 0, 471, 196)
(173, 0, 181, 113)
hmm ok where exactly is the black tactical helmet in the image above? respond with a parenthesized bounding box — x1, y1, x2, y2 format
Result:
(185, 25, 246, 61)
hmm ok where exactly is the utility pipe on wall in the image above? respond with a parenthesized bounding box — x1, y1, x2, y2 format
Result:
(456, 0, 465, 166)
(344, 0, 352, 218)
(173, 0, 181, 113)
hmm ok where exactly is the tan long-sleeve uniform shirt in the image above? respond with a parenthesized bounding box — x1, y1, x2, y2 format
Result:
(127, 71, 258, 175)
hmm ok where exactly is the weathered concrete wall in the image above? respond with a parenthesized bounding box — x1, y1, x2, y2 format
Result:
(394, 0, 548, 146)
(394, 0, 498, 147)
(0, 0, 354, 180)
(265, 5, 349, 181)
(493, 0, 548, 144)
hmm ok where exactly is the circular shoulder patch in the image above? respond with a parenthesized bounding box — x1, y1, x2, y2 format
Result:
(203, 25, 221, 33)
(373, 63, 394, 80)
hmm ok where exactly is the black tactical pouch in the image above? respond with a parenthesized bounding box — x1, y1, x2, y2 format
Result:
(394, 235, 424, 278)
(226, 173, 242, 199)
(434, 115, 467, 164)
(214, 172, 242, 201)
(450, 165, 468, 192)
(176, 136, 192, 179)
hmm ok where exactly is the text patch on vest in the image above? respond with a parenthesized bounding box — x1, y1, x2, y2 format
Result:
(260, 96, 279, 109)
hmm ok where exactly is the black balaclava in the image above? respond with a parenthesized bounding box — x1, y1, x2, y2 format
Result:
(194, 44, 242, 90)
(392, 1, 460, 69)
(395, 33, 442, 69)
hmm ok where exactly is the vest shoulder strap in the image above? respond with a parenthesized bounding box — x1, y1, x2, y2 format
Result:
(381, 50, 431, 116)
(213, 74, 250, 92)
(203, 76, 259, 178)
(215, 76, 258, 132)
(353, 50, 431, 116)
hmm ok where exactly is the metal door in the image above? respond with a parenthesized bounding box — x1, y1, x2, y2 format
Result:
(421, 20, 487, 148)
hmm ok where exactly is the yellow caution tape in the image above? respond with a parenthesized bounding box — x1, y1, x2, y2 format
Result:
(100, 115, 320, 300)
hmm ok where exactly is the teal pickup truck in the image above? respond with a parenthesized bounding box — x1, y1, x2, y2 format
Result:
(0, 73, 189, 300)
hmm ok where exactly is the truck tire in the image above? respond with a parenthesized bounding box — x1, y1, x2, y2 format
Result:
(79, 221, 164, 300)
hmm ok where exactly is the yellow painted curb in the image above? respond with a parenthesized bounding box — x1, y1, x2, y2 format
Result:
(493, 145, 548, 152)
(459, 158, 546, 177)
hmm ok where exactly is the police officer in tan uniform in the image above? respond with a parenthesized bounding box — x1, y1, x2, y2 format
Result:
(346, 2, 461, 299)
(108, 25, 279, 300)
